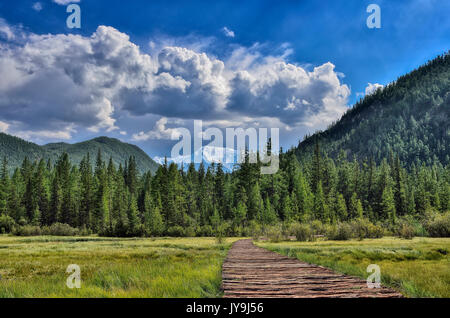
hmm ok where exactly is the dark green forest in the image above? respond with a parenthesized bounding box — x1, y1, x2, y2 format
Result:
(0, 134, 159, 175)
(294, 52, 450, 166)
(0, 141, 448, 237)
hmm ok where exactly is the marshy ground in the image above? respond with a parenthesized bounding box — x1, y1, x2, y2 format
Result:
(0, 236, 448, 298)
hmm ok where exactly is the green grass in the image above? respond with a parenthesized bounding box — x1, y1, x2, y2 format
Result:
(0, 236, 239, 298)
(256, 237, 450, 298)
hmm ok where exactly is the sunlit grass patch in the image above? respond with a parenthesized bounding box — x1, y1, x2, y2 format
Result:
(0, 236, 239, 298)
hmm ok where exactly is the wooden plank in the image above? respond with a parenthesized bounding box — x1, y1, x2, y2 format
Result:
(221, 239, 403, 298)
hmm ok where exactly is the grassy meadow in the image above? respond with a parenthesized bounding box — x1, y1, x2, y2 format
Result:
(257, 237, 450, 298)
(0, 235, 449, 298)
(0, 236, 239, 298)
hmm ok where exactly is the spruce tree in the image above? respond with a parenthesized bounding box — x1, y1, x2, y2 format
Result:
(0, 157, 9, 215)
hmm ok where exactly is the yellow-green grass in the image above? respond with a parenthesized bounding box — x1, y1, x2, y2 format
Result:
(256, 237, 450, 298)
(0, 236, 240, 298)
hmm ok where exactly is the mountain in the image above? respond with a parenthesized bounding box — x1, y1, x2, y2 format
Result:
(0, 133, 159, 174)
(293, 52, 450, 166)
(154, 146, 238, 172)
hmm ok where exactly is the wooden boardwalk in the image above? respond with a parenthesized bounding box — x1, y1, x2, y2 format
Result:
(222, 239, 403, 298)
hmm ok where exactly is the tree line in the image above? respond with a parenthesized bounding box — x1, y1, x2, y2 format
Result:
(0, 141, 449, 237)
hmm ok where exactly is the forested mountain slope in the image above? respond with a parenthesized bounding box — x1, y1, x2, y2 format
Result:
(0, 133, 159, 174)
(294, 52, 450, 166)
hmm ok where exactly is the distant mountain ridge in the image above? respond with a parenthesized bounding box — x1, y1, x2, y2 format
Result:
(0, 133, 159, 174)
(293, 52, 450, 166)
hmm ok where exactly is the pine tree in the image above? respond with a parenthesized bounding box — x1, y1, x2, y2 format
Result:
(34, 159, 49, 226)
(233, 200, 247, 226)
(93, 150, 108, 233)
(348, 192, 359, 219)
(79, 154, 93, 229)
(127, 194, 141, 236)
(336, 193, 348, 221)
(247, 182, 263, 221)
(312, 139, 322, 192)
(145, 192, 164, 236)
(126, 156, 138, 195)
(261, 195, 278, 224)
(381, 186, 396, 223)
(31, 205, 41, 226)
(393, 156, 408, 216)
(49, 172, 61, 225)
(313, 183, 328, 222)
(293, 170, 313, 220)
(0, 157, 9, 215)
(356, 199, 364, 219)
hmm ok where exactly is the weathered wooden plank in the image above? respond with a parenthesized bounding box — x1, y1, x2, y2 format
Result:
(221, 239, 403, 298)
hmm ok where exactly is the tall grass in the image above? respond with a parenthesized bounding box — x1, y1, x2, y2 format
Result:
(0, 236, 239, 298)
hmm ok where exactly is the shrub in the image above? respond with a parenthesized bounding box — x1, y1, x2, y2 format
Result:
(184, 226, 197, 237)
(0, 214, 16, 233)
(214, 223, 228, 244)
(366, 222, 385, 238)
(265, 225, 283, 242)
(310, 220, 326, 236)
(13, 225, 42, 236)
(200, 225, 214, 237)
(78, 225, 92, 236)
(396, 222, 415, 239)
(42, 223, 79, 236)
(328, 222, 353, 240)
(248, 221, 262, 241)
(292, 223, 314, 241)
(166, 225, 185, 237)
(347, 218, 384, 240)
(350, 218, 368, 240)
(425, 211, 450, 237)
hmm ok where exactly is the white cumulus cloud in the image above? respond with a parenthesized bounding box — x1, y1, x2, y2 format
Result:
(132, 117, 186, 141)
(365, 82, 384, 95)
(222, 27, 235, 38)
(0, 121, 9, 133)
(0, 18, 15, 40)
(0, 22, 350, 142)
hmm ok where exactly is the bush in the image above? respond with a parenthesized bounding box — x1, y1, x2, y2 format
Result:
(395, 222, 415, 239)
(0, 214, 16, 233)
(42, 223, 79, 236)
(199, 225, 214, 237)
(248, 221, 262, 241)
(425, 211, 450, 237)
(13, 225, 42, 236)
(348, 218, 384, 240)
(310, 220, 326, 236)
(184, 226, 197, 237)
(366, 222, 385, 238)
(166, 225, 185, 237)
(265, 225, 283, 242)
(78, 225, 92, 236)
(292, 223, 314, 241)
(328, 223, 353, 240)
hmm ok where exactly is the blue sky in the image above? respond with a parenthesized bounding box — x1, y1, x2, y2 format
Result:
(0, 0, 449, 160)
